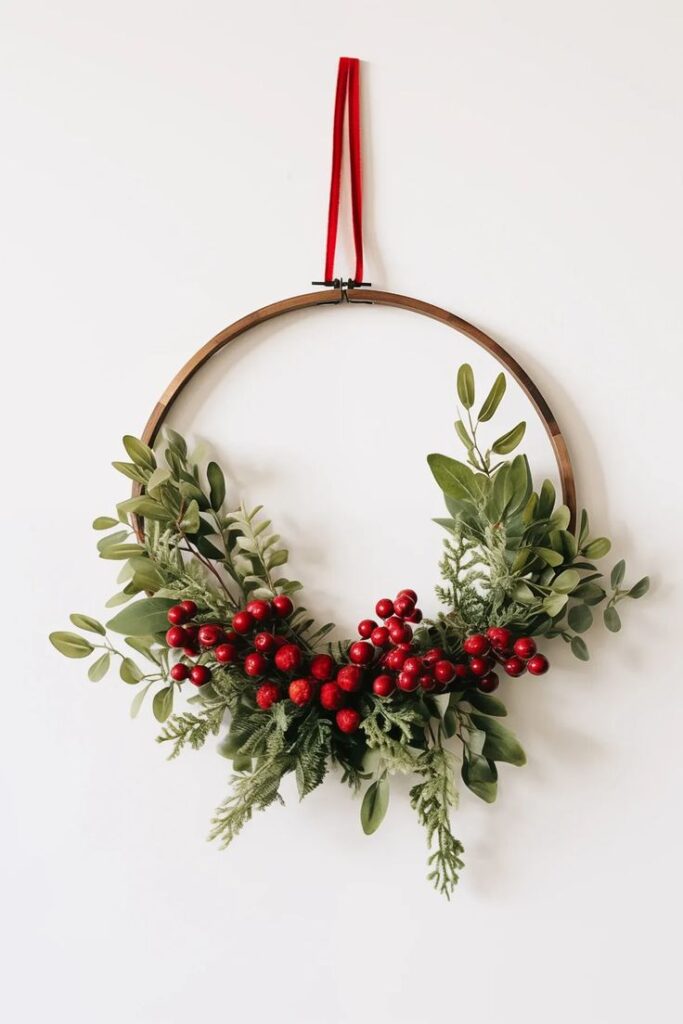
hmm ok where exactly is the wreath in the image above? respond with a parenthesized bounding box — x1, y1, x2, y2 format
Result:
(50, 361, 649, 898)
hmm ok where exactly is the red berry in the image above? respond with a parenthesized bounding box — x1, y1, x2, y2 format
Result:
(165, 626, 187, 649)
(375, 598, 394, 620)
(246, 599, 271, 622)
(397, 588, 418, 603)
(513, 637, 537, 660)
(183, 647, 197, 658)
(503, 656, 527, 677)
(310, 654, 335, 681)
(244, 652, 267, 677)
(486, 626, 512, 650)
(478, 671, 500, 693)
(272, 634, 288, 648)
(253, 632, 276, 655)
(232, 610, 254, 634)
(423, 647, 444, 666)
(358, 619, 377, 639)
(184, 625, 199, 644)
(271, 595, 294, 619)
(348, 641, 373, 666)
(469, 657, 492, 678)
(434, 660, 456, 684)
(402, 656, 423, 677)
(180, 599, 198, 617)
(170, 663, 188, 682)
(527, 654, 549, 676)
(336, 708, 360, 733)
(388, 622, 412, 645)
(319, 681, 345, 710)
(385, 648, 408, 671)
(167, 604, 188, 626)
(189, 665, 211, 687)
(406, 608, 423, 623)
(337, 665, 362, 692)
(215, 643, 238, 664)
(419, 674, 435, 692)
(463, 634, 490, 657)
(372, 674, 395, 697)
(393, 594, 416, 619)
(198, 624, 222, 648)
(370, 626, 391, 648)
(397, 670, 419, 692)
(274, 643, 302, 673)
(453, 663, 470, 682)
(225, 630, 239, 643)
(289, 678, 314, 705)
(256, 682, 280, 709)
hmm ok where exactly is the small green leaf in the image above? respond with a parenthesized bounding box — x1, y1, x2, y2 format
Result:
(99, 544, 146, 561)
(125, 636, 161, 664)
(466, 691, 508, 716)
(611, 559, 626, 589)
(361, 778, 390, 835)
(461, 755, 498, 802)
(266, 549, 289, 570)
(152, 685, 174, 723)
(570, 636, 590, 661)
(49, 632, 95, 658)
(427, 454, 481, 503)
(584, 537, 611, 559)
(106, 597, 177, 636)
(457, 363, 475, 409)
(92, 516, 119, 530)
(534, 547, 564, 567)
(512, 581, 536, 604)
(477, 372, 506, 422)
(112, 461, 147, 484)
(69, 613, 106, 635)
(88, 653, 110, 681)
(146, 467, 172, 493)
(232, 754, 252, 773)
(552, 569, 580, 594)
(123, 435, 156, 471)
(443, 708, 458, 738)
(164, 427, 187, 458)
(567, 604, 593, 633)
(207, 462, 226, 511)
(603, 606, 621, 633)
(549, 505, 571, 531)
(538, 479, 556, 519)
(130, 681, 155, 718)
(178, 499, 200, 534)
(491, 421, 526, 455)
(629, 577, 650, 599)
(120, 657, 144, 684)
(573, 581, 607, 606)
(454, 419, 473, 449)
(543, 592, 568, 616)
(469, 714, 526, 766)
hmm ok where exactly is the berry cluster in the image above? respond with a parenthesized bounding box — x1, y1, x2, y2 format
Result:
(163, 589, 549, 733)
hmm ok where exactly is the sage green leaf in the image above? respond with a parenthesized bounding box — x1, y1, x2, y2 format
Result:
(629, 577, 650, 599)
(538, 479, 556, 519)
(578, 508, 589, 546)
(568, 604, 593, 633)
(584, 537, 611, 559)
(457, 363, 475, 409)
(543, 592, 568, 617)
(152, 685, 174, 723)
(164, 427, 187, 458)
(99, 544, 146, 561)
(146, 467, 172, 493)
(120, 657, 144, 684)
(131, 559, 164, 593)
(207, 462, 226, 511)
(443, 708, 458, 738)
(125, 636, 161, 664)
(49, 632, 94, 658)
(97, 530, 128, 553)
(106, 597, 176, 636)
(361, 779, 390, 835)
(549, 505, 571, 532)
(69, 613, 106, 636)
(92, 516, 119, 530)
(454, 419, 473, 449)
(461, 755, 498, 802)
(469, 714, 526, 766)
(112, 461, 147, 484)
(573, 581, 606, 606)
(466, 691, 508, 716)
(604, 606, 622, 632)
(570, 636, 590, 661)
(491, 421, 526, 455)
(552, 569, 580, 594)
(477, 372, 506, 422)
(610, 559, 626, 589)
(178, 499, 200, 534)
(232, 754, 252, 773)
(105, 591, 132, 608)
(123, 435, 156, 471)
(266, 549, 288, 570)
(117, 496, 170, 522)
(427, 454, 481, 503)
(512, 581, 536, 604)
(88, 653, 110, 681)
(522, 492, 538, 525)
(534, 547, 564, 567)
(130, 680, 154, 719)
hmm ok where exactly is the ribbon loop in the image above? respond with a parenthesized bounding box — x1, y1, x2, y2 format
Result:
(323, 57, 364, 285)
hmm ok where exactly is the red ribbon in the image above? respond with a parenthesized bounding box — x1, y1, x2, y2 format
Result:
(324, 57, 364, 285)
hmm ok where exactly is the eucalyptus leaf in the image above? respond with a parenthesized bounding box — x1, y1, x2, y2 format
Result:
(457, 363, 475, 409)
(454, 419, 473, 449)
(427, 454, 481, 504)
(629, 577, 650, 599)
(477, 372, 506, 422)
(469, 714, 526, 766)
(88, 653, 110, 681)
(120, 657, 144, 684)
(152, 685, 174, 723)
(123, 435, 156, 471)
(604, 606, 622, 633)
(112, 461, 147, 484)
(538, 479, 556, 519)
(466, 691, 508, 716)
(69, 613, 106, 635)
(567, 604, 593, 633)
(207, 462, 226, 511)
(106, 597, 176, 636)
(164, 427, 187, 458)
(584, 537, 611, 559)
(552, 569, 580, 594)
(491, 421, 526, 455)
(461, 755, 498, 802)
(570, 636, 590, 661)
(49, 632, 94, 658)
(130, 681, 155, 719)
(534, 547, 564, 567)
(178, 499, 200, 534)
(610, 559, 626, 589)
(543, 592, 568, 617)
(92, 516, 119, 530)
(361, 779, 390, 835)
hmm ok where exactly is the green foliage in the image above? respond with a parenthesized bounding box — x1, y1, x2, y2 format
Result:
(361, 778, 390, 834)
(410, 746, 465, 899)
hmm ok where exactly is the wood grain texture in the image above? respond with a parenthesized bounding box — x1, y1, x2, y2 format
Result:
(139, 288, 576, 525)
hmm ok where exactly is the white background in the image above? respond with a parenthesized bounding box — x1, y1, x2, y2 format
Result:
(1, 2, 682, 1022)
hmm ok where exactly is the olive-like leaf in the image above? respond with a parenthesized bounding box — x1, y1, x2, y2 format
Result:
(178, 499, 200, 534)
(457, 363, 475, 409)
(152, 685, 174, 723)
(552, 569, 580, 594)
(538, 479, 556, 519)
(112, 461, 147, 484)
(610, 559, 626, 589)
(584, 537, 611, 559)
(454, 420, 473, 449)
(88, 653, 111, 681)
(130, 681, 154, 719)
(629, 577, 650, 599)
(361, 779, 390, 835)
(603, 606, 622, 633)
(567, 604, 593, 633)
(123, 435, 156, 471)
(543, 592, 568, 617)
(427, 454, 481, 504)
(466, 691, 508, 716)
(207, 462, 226, 511)
(69, 613, 106, 636)
(92, 516, 119, 530)
(49, 632, 94, 658)
(477, 372, 506, 422)
(491, 421, 526, 455)
(120, 657, 144, 684)
(468, 714, 526, 766)
(570, 636, 590, 661)
(106, 597, 177, 636)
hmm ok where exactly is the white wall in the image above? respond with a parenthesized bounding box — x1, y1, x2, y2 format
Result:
(2, 3, 682, 1022)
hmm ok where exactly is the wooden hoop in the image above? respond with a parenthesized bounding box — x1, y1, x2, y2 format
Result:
(140, 288, 576, 525)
